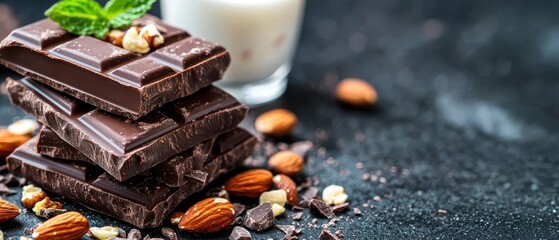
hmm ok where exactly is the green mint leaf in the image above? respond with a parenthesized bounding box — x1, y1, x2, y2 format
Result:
(45, 0, 110, 39)
(104, 0, 157, 29)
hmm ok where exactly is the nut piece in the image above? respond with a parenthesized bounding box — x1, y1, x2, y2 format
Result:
(224, 169, 273, 198)
(178, 197, 235, 233)
(7, 119, 38, 135)
(32, 212, 89, 240)
(259, 190, 287, 207)
(336, 78, 378, 106)
(0, 198, 20, 223)
(32, 197, 63, 216)
(273, 174, 298, 205)
(268, 151, 304, 176)
(169, 212, 183, 225)
(122, 27, 150, 53)
(89, 226, 119, 240)
(271, 203, 286, 217)
(322, 185, 348, 206)
(255, 109, 297, 137)
(21, 184, 47, 208)
(106, 29, 125, 47)
(139, 24, 165, 48)
(0, 130, 31, 158)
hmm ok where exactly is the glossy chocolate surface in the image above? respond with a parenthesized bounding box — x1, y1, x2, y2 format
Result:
(0, 15, 230, 119)
(7, 77, 248, 181)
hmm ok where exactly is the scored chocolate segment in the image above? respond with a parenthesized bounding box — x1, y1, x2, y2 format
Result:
(6, 77, 248, 181)
(0, 15, 229, 120)
(7, 135, 256, 228)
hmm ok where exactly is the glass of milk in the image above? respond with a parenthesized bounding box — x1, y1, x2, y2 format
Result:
(161, 0, 305, 106)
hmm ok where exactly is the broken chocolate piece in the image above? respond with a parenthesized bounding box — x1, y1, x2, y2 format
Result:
(331, 202, 349, 213)
(229, 226, 252, 240)
(319, 230, 340, 240)
(309, 199, 333, 218)
(0, 15, 230, 120)
(38, 208, 67, 219)
(302, 187, 318, 200)
(6, 77, 247, 181)
(233, 203, 246, 218)
(244, 202, 275, 231)
(277, 225, 300, 240)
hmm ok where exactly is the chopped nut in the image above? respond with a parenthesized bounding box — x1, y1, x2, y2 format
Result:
(106, 29, 125, 47)
(259, 189, 287, 207)
(169, 212, 183, 225)
(7, 119, 38, 135)
(32, 197, 63, 216)
(21, 184, 47, 208)
(138, 24, 164, 48)
(322, 185, 348, 206)
(122, 27, 150, 53)
(89, 226, 119, 240)
(271, 203, 286, 217)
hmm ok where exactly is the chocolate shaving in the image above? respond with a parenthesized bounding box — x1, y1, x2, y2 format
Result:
(331, 202, 349, 213)
(0, 183, 16, 195)
(244, 202, 274, 231)
(38, 208, 67, 219)
(160, 228, 177, 240)
(319, 230, 340, 240)
(229, 226, 252, 240)
(309, 199, 333, 218)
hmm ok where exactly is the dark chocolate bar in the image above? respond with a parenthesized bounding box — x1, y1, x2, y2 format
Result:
(37, 127, 254, 187)
(7, 77, 248, 181)
(7, 135, 257, 228)
(0, 15, 230, 120)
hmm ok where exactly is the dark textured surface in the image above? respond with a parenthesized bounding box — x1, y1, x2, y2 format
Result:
(1, 0, 559, 239)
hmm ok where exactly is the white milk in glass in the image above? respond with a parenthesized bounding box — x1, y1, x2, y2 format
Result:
(161, 0, 305, 106)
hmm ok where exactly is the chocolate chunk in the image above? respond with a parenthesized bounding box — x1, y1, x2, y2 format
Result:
(6, 135, 256, 228)
(244, 202, 275, 231)
(38, 208, 67, 219)
(127, 229, 141, 240)
(309, 199, 333, 218)
(331, 202, 349, 213)
(319, 230, 340, 240)
(160, 228, 177, 240)
(229, 226, 252, 240)
(277, 225, 300, 240)
(0, 183, 15, 195)
(0, 15, 230, 120)
(303, 187, 318, 200)
(233, 203, 246, 218)
(6, 77, 247, 181)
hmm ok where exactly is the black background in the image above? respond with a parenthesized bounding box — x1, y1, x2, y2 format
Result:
(1, 0, 559, 239)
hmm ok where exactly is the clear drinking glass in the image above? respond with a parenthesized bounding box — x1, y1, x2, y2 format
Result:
(161, 0, 306, 106)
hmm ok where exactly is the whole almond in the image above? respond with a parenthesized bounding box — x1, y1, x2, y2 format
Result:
(32, 211, 89, 240)
(336, 78, 378, 106)
(178, 197, 235, 233)
(0, 129, 31, 157)
(255, 109, 297, 137)
(273, 174, 298, 205)
(0, 199, 21, 223)
(268, 151, 304, 176)
(224, 169, 273, 198)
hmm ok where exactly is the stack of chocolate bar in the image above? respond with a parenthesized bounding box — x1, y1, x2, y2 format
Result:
(0, 16, 256, 228)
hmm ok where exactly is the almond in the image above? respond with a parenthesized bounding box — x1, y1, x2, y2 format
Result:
(178, 197, 235, 233)
(268, 151, 304, 176)
(0, 198, 20, 223)
(336, 78, 378, 106)
(0, 129, 31, 158)
(255, 109, 297, 137)
(273, 174, 298, 205)
(32, 211, 89, 240)
(224, 169, 273, 198)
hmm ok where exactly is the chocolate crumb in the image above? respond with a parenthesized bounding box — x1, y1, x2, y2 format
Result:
(319, 229, 340, 240)
(335, 230, 345, 238)
(229, 226, 252, 240)
(233, 203, 246, 218)
(38, 208, 67, 219)
(277, 225, 300, 240)
(437, 209, 448, 215)
(373, 196, 381, 202)
(353, 208, 362, 216)
(244, 202, 274, 231)
(291, 212, 303, 220)
(127, 229, 141, 240)
(361, 173, 370, 181)
(232, 216, 243, 226)
(309, 199, 333, 218)
(331, 203, 349, 213)
(160, 227, 177, 240)
(22, 223, 40, 235)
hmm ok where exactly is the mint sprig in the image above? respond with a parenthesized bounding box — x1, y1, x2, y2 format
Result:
(45, 0, 156, 39)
